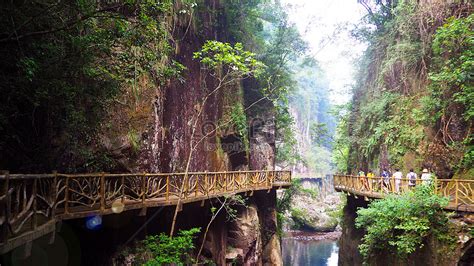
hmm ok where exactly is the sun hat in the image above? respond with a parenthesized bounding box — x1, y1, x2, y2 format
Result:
(422, 169, 428, 173)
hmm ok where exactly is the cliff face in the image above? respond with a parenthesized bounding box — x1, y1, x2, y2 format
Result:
(100, 1, 247, 173)
(344, 1, 473, 178)
(227, 191, 282, 265)
(102, 1, 277, 174)
(0, 0, 277, 174)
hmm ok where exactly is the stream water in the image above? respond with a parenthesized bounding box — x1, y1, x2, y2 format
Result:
(282, 232, 339, 266)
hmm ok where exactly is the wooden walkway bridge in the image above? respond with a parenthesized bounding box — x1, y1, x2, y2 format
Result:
(0, 170, 291, 254)
(334, 174, 474, 212)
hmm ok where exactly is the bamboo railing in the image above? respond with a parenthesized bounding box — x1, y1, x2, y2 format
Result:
(0, 170, 291, 254)
(333, 174, 474, 212)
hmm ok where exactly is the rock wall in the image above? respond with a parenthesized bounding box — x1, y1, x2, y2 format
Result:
(221, 190, 283, 265)
(95, 0, 283, 263)
(102, 0, 231, 173)
(338, 195, 367, 266)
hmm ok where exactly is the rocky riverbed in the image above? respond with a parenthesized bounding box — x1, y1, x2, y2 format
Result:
(284, 230, 342, 241)
(282, 184, 345, 232)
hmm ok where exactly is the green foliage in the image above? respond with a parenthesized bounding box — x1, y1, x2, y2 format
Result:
(229, 103, 249, 151)
(194, 40, 263, 158)
(218, 194, 247, 221)
(326, 194, 346, 226)
(275, 118, 301, 167)
(277, 179, 302, 213)
(425, 14, 474, 122)
(142, 228, 201, 265)
(421, 14, 474, 172)
(350, 91, 423, 168)
(0, 0, 183, 170)
(332, 104, 351, 172)
(355, 185, 455, 262)
(127, 129, 141, 153)
(193, 41, 264, 77)
(310, 122, 330, 147)
(276, 179, 302, 235)
(300, 187, 318, 199)
(221, 0, 308, 169)
(290, 207, 309, 230)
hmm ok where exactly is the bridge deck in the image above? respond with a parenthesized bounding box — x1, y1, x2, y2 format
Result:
(334, 174, 474, 212)
(0, 170, 291, 254)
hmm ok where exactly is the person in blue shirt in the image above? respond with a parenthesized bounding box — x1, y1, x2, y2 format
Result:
(381, 169, 390, 192)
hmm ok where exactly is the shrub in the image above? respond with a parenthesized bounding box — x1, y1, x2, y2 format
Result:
(290, 207, 310, 230)
(355, 185, 455, 262)
(142, 228, 201, 265)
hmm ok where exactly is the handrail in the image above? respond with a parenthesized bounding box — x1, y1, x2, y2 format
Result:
(333, 174, 474, 212)
(0, 170, 292, 179)
(0, 170, 291, 254)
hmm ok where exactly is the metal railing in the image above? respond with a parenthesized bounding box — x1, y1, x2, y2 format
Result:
(0, 170, 291, 253)
(333, 174, 474, 211)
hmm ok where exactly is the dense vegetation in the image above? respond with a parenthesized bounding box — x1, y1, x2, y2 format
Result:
(0, 0, 313, 173)
(119, 228, 200, 265)
(0, 0, 181, 171)
(355, 185, 456, 263)
(334, 0, 473, 178)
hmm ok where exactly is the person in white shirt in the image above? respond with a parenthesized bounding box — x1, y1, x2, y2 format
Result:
(407, 169, 417, 188)
(393, 169, 403, 193)
(421, 169, 431, 185)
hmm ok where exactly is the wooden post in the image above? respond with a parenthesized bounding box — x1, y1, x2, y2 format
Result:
(368, 176, 372, 193)
(32, 178, 37, 229)
(166, 175, 170, 202)
(232, 173, 235, 192)
(224, 174, 227, 191)
(195, 175, 199, 197)
(64, 176, 69, 215)
(214, 174, 217, 194)
(204, 172, 208, 196)
(1, 171, 10, 244)
(100, 173, 106, 212)
(121, 176, 125, 203)
(141, 173, 146, 204)
(265, 172, 269, 188)
(52, 171, 58, 218)
(455, 179, 459, 206)
(245, 172, 249, 189)
(184, 174, 188, 198)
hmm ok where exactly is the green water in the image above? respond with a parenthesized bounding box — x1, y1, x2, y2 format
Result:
(282, 238, 338, 266)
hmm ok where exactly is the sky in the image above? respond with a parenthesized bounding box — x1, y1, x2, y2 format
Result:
(281, 0, 368, 104)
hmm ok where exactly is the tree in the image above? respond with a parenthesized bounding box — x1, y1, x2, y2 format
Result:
(169, 41, 264, 237)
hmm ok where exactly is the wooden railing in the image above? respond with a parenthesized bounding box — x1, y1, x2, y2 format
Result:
(0, 170, 291, 254)
(333, 174, 474, 212)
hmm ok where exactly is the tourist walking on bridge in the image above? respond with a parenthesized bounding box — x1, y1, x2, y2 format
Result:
(381, 169, 390, 192)
(358, 169, 369, 190)
(407, 169, 417, 188)
(393, 169, 402, 193)
(421, 169, 432, 185)
(367, 169, 375, 191)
